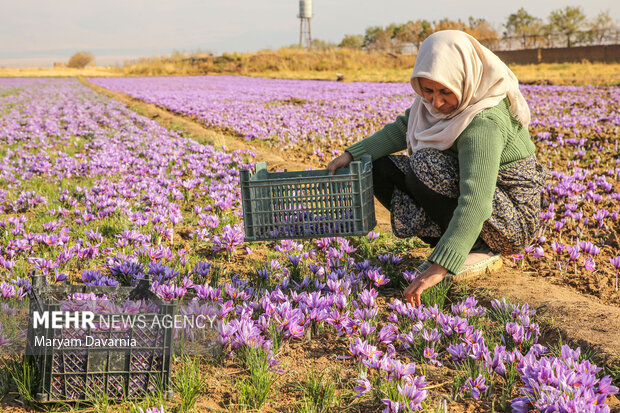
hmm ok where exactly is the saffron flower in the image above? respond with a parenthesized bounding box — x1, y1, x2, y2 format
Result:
(367, 268, 390, 287)
(423, 347, 439, 360)
(399, 381, 428, 410)
(461, 375, 487, 400)
(211, 224, 244, 255)
(367, 231, 380, 240)
(353, 374, 372, 398)
(532, 246, 545, 259)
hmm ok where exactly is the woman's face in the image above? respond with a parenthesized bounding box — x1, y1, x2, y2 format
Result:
(418, 78, 459, 115)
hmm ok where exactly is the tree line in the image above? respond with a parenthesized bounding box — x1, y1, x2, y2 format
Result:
(330, 7, 618, 52)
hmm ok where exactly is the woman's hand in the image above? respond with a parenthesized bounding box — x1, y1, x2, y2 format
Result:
(327, 152, 353, 175)
(403, 262, 448, 306)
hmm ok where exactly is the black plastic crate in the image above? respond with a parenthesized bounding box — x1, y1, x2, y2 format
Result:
(25, 273, 176, 402)
(240, 155, 376, 241)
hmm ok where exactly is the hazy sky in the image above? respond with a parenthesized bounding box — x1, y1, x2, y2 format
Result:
(1, 0, 618, 67)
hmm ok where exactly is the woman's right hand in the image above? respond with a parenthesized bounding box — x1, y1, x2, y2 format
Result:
(327, 152, 353, 175)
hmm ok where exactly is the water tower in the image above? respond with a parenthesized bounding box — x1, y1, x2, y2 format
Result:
(298, 0, 312, 49)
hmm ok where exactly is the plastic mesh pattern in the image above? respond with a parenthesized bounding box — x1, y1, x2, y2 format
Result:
(26, 277, 175, 403)
(241, 155, 376, 241)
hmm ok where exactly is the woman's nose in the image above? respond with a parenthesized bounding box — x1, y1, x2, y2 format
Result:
(432, 94, 444, 108)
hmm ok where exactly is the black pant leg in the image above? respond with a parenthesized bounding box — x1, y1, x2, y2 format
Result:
(372, 156, 462, 248)
(372, 157, 406, 211)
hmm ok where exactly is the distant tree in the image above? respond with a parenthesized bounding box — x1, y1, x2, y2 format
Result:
(311, 39, 337, 51)
(393, 20, 433, 51)
(505, 8, 544, 48)
(385, 23, 401, 52)
(67, 51, 94, 68)
(413, 20, 434, 48)
(393, 23, 416, 45)
(363, 26, 394, 52)
(586, 10, 618, 44)
(339, 34, 364, 49)
(466, 17, 500, 48)
(433, 18, 468, 32)
(548, 6, 587, 47)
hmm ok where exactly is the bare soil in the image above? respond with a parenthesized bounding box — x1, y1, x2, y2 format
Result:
(81, 76, 620, 365)
(468, 267, 620, 364)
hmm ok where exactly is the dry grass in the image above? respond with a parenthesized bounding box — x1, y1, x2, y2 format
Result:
(116, 49, 620, 85)
(246, 68, 411, 83)
(2, 50, 619, 85)
(252, 62, 620, 85)
(118, 48, 416, 77)
(508, 62, 620, 86)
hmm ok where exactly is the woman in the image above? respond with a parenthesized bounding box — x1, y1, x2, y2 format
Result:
(327, 30, 547, 307)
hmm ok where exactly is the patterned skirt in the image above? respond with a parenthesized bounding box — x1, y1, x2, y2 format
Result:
(387, 148, 548, 254)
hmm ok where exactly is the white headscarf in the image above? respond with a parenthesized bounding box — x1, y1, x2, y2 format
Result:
(406, 30, 530, 153)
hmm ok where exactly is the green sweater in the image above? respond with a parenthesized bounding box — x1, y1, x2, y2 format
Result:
(346, 98, 536, 274)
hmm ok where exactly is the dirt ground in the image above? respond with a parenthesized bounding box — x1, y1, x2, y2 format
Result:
(83, 78, 620, 368)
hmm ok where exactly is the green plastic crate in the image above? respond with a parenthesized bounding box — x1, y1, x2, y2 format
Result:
(240, 155, 376, 241)
(25, 273, 176, 403)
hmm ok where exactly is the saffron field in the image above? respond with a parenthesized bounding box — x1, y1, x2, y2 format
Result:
(0, 77, 619, 412)
(90, 76, 620, 305)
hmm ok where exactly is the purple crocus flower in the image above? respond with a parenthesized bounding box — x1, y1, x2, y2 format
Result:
(423, 347, 439, 360)
(377, 253, 403, 265)
(0, 283, 20, 299)
(154, 284, 176, 301)
(338, 238, 357, 254)
(359, 322, 376, 338)
(287, 254, 302, 266)
(399, 382, 427, 411)
(358, 288, 378, 307)
(367, 231, 380, 240)
(367, 269, 390, 287)
(551, 241, 565, 254)
(353, 375, 372, 398)
(211, 224, 244, 254)
(82, 270, 119, 287)
(462, 375, 487, 400)
(193, 260, 212, 279)
(584, 257, 596, 271)
(109, 260, 145, 286)
(402, 270, 418, 283)
(421, 328, 441, 343)
(217, 321, 236, 346)
(579, 241, 601, 256)
(532, 246, 545, 259)
(377, 324, 398, 344)
(506, 322, 525, 344)
(598, 376, 619, 396)
(148, 262, 179, 284)
(567, 245, 581, 261)
(54, 270, 68, 282)
(343, 338, 382, 362)
(381, 399, 403, 413)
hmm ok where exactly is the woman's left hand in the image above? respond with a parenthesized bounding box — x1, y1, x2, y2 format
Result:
(403, 262, 448, 306)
